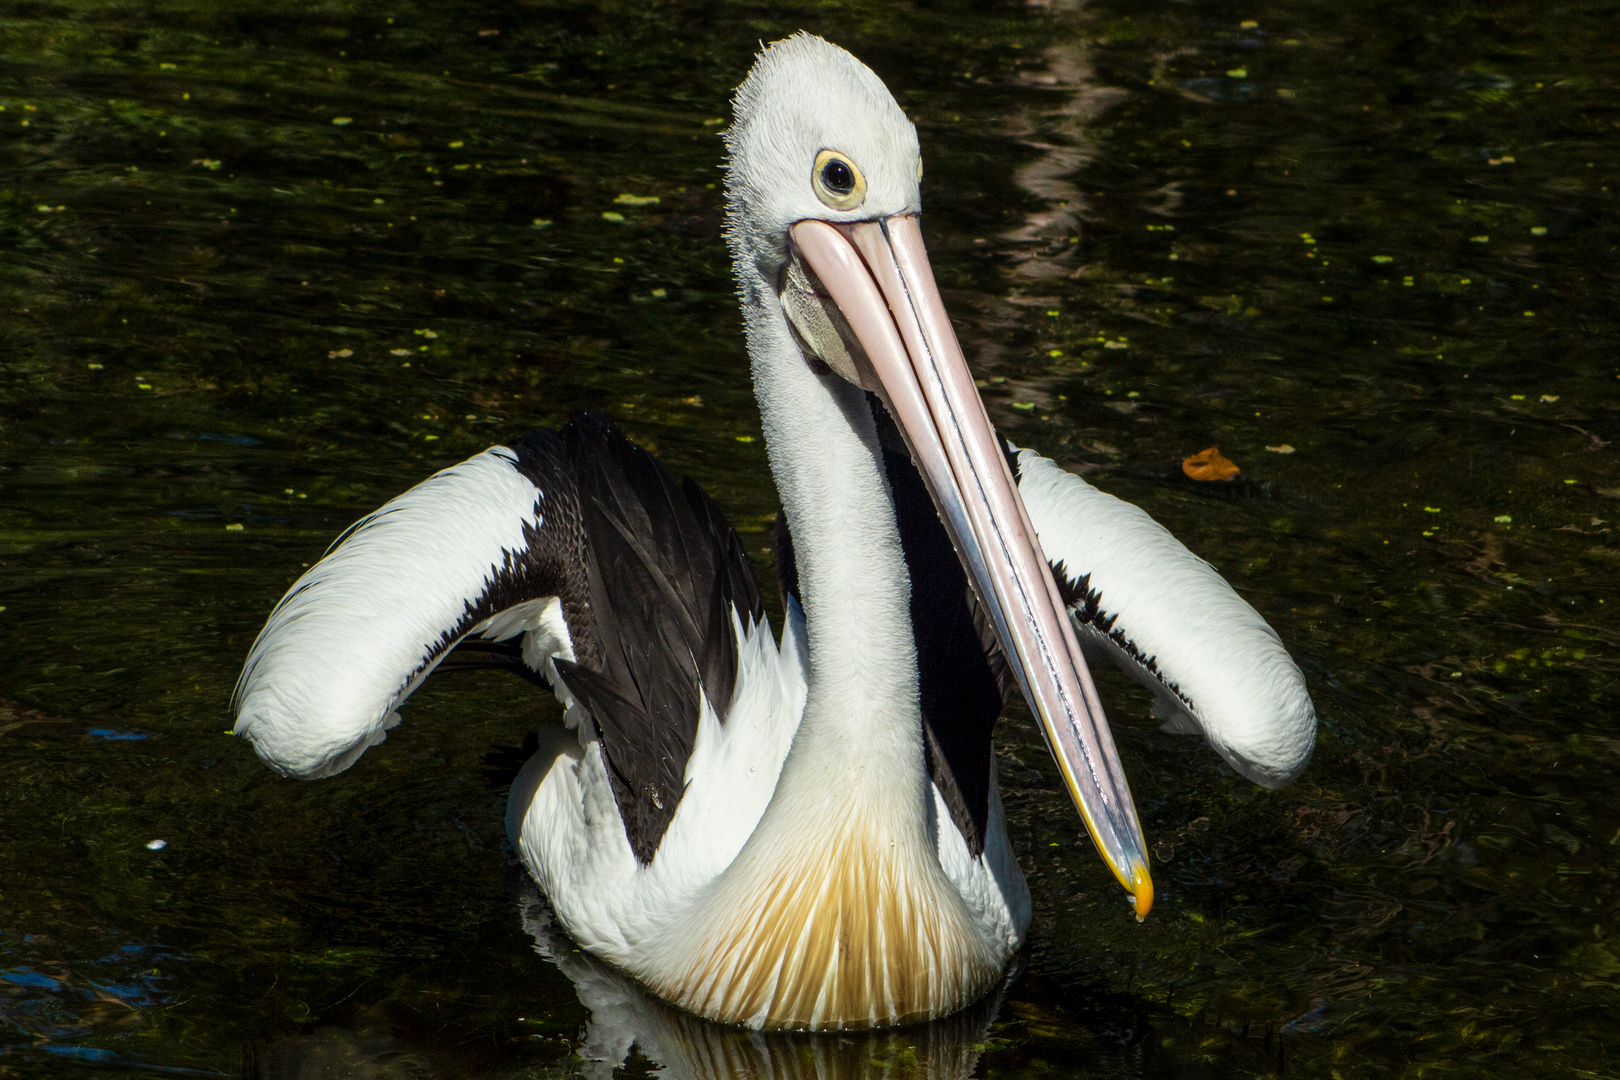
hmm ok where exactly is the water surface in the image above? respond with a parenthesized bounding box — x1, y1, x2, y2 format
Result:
(2, 0, 1617, 1076)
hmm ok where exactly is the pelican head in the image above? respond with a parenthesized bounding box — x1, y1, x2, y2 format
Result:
(723, 34, 920, 289)
(722, 34, 1155, 920)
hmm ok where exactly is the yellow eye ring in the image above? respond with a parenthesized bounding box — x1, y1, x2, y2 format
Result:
(812, 149, 866, 211)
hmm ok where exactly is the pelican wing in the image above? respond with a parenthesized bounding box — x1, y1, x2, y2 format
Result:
(232, 437, 584, 780)
(233, 415, 763, 861)
(1012, 447, 1316, 788)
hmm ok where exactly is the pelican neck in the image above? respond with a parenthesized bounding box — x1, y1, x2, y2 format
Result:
(745, 298, 929, 815)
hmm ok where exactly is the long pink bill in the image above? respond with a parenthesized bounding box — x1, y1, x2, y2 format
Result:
(791, 215, 1153, 919)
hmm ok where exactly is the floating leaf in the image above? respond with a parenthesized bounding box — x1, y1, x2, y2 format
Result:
(1541, 394, 1559, 403)
(601, 211, 626, 222)
(1372, 255, 1393, 264)
(1494, 514, 1512, 524)
(1226, 67, 1248, 78)
(226, 523, 244, 531)
(1424, 506, 1441, 513)
(331, 117, 352, 126)
(328, 348, 353, 359)
(613, 193, 660, 206)
(1011, 401, 1036, 411)
(389, 348, 412, 356)
(1266, 444, 1295, 454)
(1183, 446, 1240, 482)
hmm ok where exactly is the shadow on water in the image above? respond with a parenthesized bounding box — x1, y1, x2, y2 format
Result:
(1, 0, 1617, 1076)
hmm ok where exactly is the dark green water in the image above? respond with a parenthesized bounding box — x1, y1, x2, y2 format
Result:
(2, 0, 1617, 1075)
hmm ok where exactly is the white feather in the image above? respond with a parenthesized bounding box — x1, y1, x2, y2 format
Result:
(510, 603, 809, 960)
(232, 446, 545, 779)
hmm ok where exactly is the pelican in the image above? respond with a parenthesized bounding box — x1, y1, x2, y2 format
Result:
(232, 34, 1315, 1032)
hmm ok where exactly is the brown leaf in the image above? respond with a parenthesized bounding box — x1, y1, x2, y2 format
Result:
(1182, 445, 1240, 482)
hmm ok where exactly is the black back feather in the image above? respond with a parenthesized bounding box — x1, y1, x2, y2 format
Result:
(541, 414, 762, 864)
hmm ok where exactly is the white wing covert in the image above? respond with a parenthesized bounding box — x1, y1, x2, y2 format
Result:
(232, 444, 583, 780)
(1013, 447, 1316, 788)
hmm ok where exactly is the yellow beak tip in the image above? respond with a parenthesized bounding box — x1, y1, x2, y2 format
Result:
(1132, 873, 1154, 922)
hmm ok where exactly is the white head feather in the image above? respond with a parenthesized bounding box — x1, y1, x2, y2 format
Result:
(723, 34, 922, 290)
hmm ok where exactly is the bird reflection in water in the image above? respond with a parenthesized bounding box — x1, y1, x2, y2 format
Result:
(245, 885, 1018, 1080)
(517, 885, 1018, 1080)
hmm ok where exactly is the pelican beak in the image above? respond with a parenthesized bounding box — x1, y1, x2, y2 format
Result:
(789, 215, 1152, 920)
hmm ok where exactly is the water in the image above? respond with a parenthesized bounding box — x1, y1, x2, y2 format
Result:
(2, 0, 1617, 1075)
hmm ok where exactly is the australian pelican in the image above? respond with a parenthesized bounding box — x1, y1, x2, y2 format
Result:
(232, 34, 1315, 1032)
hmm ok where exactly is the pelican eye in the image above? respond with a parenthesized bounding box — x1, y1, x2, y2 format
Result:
(812, 149, 866, 211)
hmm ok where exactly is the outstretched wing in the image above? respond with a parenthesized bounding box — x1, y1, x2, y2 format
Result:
(1012, 447, 1317, 789)
(232, 434, 589, 780)
(232, 414, 763, 861)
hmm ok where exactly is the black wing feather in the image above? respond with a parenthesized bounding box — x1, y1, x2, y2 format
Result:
(549, 413, 762, 864)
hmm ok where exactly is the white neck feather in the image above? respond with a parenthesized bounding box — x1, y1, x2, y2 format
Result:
(747, 299, 928, 835)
